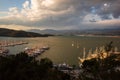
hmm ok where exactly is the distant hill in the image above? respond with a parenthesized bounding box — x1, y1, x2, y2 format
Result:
(81, 28, 120, 36)
(28, 29, 81, 35)
(0, 28, 53, 37)
(28, 28, 120, 36)
(28, 29, 61, 35)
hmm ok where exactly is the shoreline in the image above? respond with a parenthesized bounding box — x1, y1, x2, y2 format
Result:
(76, 34, 120, 38)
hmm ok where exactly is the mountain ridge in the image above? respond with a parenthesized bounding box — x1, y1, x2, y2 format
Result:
(28, 28, 120, 36)
(0, 28, 53, 37)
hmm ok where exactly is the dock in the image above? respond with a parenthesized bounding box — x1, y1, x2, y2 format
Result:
(0, 40, 28, 47)
(0, 47, 9, 56)
(24, 46, 49, 57)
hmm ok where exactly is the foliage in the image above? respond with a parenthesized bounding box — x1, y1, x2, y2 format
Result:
(0, 52, 70, 80)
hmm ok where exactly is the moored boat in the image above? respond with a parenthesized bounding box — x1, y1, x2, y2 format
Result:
(0, 48, 9, 56)
(24, 46, 50, 57)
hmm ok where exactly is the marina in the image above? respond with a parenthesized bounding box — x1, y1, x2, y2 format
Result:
(0, 40, 28, 47)
(0, 36, 120, 65)
(24, 46, 49, 57)
(78, 47, 120, 65)
(0, 47, 9, 56)
(0, 40, 28, 56)
(0, 40, 50, 57)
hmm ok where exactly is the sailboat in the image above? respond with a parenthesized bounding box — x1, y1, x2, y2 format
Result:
(72, 41, 80, 49)
(76, 42, 80, 48)
(78, 48, 86, 63)
(72, 41, 75, 47)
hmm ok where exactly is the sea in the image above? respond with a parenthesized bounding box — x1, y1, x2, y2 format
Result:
(0, 36, 120, 65)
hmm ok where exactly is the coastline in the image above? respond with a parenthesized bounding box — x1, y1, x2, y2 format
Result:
(76, 34, 120, 38)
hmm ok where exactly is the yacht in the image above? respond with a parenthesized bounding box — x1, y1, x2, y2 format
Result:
(24, 46, 50, 57)
(0, 48, 9, 56)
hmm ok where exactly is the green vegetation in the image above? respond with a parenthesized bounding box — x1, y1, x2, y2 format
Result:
(79, 42, 120, 80)
(0, 52, 70, 80)
(0, 28, 53, 37)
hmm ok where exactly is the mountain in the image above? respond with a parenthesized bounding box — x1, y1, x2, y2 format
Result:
(28, 28, 120, 36)
(28, 29, 81, 35)
(28, 29, 61, 35)
(0, 28, 53, 37)
(81, 28, 120, 36)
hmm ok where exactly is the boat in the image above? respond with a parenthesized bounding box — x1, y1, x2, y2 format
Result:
(78, 48, 86, 63)
(24, 46, 50, 57)
(0, 48, 9, 56)
(78, 46, 120, 66)
(72, 41, 75, 47)
(42, 46, 50, 50)
(0, 40, 28, 47)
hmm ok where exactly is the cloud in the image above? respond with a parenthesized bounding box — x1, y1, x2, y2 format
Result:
(0, 0, 120, 30)
(0, 24, 32, 30)
(0, 11, 8, 18)
(83, 14, 102, 22)
(22, 0, 30, 9)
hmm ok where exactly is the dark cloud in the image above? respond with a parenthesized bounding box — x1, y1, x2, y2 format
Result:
(47, 0, 120, 19)
(0, 0, 120, 29)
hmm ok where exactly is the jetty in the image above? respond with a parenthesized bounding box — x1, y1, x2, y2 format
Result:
(24, 46, 49, 57)
(0, 40, 28, 47)
(0, 47, 9, 56)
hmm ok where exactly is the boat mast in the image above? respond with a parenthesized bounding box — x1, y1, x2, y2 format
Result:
(83, 48, 86, 59)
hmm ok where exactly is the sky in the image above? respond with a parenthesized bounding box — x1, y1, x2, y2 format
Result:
(0, 0, 120, 30)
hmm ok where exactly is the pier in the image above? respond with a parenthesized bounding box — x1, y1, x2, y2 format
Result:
(0, 40, 28, 56)
(0, 47, 9, 56)
(24, 46, 50, 57)
(0, 40, 28, 47)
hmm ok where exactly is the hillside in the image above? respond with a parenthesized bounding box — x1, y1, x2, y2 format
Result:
(0, 53, 70, 80)
(0, 28, 53, 37)
(28, 28, 120, 36)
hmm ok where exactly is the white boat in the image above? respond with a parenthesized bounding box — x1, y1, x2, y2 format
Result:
(78, 46, 120, 66)
(24, 46, 50, 57)
(42, 46, 50, 50)
(0, 48, 9, 56)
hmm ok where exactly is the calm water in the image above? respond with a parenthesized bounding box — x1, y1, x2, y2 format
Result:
(0, 36, 120, 65)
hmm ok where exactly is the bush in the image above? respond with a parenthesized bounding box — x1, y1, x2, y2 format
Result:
(0, 52, 70, 80)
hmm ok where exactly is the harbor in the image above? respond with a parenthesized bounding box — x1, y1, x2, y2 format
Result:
(0, 40, 28, 47)
(0, 36, 120, 65)
(0, 47, 9, 56)
(0, 40, 50, 57)
(24, 46, 49, 57)
(0, 40, 28, 56)
(78, 46, 120, 67)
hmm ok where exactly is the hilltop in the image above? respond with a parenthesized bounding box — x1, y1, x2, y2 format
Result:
(0, 28, 53, 37)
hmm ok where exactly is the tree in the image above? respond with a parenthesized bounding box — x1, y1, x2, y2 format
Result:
(0, 52, 70, 80)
